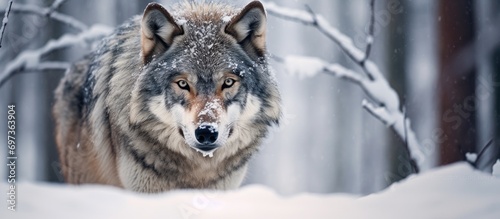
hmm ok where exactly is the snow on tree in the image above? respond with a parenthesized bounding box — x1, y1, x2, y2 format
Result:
(0, 0, 111, 87)
(263, 0, 425, 172)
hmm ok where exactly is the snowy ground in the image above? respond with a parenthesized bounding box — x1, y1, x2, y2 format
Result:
(1, 162, 500, 219)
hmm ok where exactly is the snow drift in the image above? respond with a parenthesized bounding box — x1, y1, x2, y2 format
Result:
(1, 162, 499, 219)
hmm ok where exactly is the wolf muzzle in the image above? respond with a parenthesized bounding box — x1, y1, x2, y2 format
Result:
(194, 124, 219, 151)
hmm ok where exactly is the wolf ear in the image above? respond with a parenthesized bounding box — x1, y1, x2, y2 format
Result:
(225, 1, 267, 59)
(141, 3, 183, 64)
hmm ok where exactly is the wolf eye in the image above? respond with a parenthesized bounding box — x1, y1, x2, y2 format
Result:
(177, 80, 190, 91)
(222, 78, 235, 90)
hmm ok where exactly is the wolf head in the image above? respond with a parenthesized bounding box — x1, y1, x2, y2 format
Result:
(130, 1, 281, 159)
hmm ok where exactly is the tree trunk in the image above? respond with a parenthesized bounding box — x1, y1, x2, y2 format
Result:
(438, 0, 477, 165)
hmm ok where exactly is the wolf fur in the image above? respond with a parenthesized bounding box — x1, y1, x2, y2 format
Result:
(53, 1, 281, 193)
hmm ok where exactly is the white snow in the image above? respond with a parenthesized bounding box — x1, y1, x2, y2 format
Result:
(360, 62, 400, 112)
(362, 99, 396, 126)
(222, 15, 232, 23)
(465, 152, 478, 163)
(176, 18, 187, 25)
(2, 163, 499, 218)
(493, 160, 500, 177)
(366, 36, 374, 44)
(283, 55, 325, 79)
(194, 147, 216, 158)
(263, 2, 312, 22)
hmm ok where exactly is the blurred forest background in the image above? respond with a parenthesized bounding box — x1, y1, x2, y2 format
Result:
(0, 0, 499, 195)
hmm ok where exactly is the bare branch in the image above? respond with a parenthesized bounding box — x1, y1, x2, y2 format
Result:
(1, 3, 87, 31)
(0, 25, 112, 87)
(0, 0, 14, 48)
(361, 0, 376, 64)
(403, 106, 420, 173)
(46, 0, 67, 16)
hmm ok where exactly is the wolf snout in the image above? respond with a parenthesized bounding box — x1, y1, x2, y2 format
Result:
(194, 125, 219, 151)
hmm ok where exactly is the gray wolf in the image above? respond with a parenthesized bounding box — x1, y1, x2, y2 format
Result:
(53, 1, 281, 193)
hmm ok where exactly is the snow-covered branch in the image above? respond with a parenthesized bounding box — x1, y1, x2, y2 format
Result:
(0, 0, 110, 87)
(265, 1, 426, 172)
(21, 61, 71, 72)
(0, 25, 112, 87)
(282, 55, 363, 84)
(1, 3, 87, 31)
(0, 0, 14, 48)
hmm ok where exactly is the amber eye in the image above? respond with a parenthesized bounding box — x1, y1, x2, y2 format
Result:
(177, 80, 190, 91)
(222, 78, 235, 90)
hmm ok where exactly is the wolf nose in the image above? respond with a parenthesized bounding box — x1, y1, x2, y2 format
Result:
(194, 125, 218, 146)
